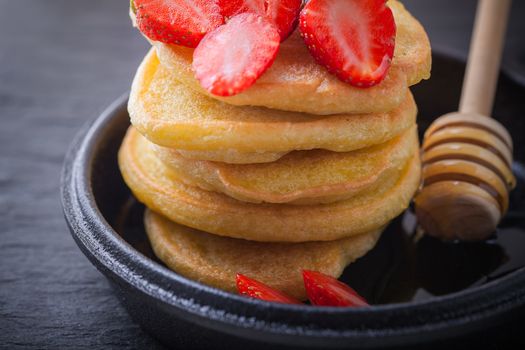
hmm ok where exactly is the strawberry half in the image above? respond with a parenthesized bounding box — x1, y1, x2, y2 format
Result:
(134, 0, 224, 48)
(236, 274, 302, 304)
(192, 13, 280, 97)
(302, 270, 369, 307)
(266, 0, 303, 40)
(218, 0, 302, 41)
(218, 0, 266, 19)
(299, 0, 396, 87)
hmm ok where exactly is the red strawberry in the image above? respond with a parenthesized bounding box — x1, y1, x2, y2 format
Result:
(302, 270, 369, 307)
(192, 13, 280, 97)
(266, 0, 303, 40)
(218, 0, 302, 41)
(236, 274, 302, 304)
(299, 0, 396, 87)
(218, 0, 266, 19)
(134, 0, 224, 48)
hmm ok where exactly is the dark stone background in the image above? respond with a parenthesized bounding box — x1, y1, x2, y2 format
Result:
(1, 1, 524, 349)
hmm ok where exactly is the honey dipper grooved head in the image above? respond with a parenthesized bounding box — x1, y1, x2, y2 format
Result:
(415, 112, 514, 241)
(415, 181, 501, 241)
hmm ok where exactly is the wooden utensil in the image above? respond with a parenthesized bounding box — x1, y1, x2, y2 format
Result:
(414, 0, 516, 241)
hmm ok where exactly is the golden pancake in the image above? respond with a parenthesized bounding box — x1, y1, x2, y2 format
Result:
(154, 126, 419, 204)
(151, 0, 431, 115)
(177, 149, 288, 164)
(129, 50, 417, 155)
(119, 127, 421, 242)
(145, 210, 383, 300)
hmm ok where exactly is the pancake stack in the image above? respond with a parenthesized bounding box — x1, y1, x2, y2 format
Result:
(119, 0, 431, 300)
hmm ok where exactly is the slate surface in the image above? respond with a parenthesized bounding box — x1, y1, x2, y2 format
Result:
(1, 1, 524, 349)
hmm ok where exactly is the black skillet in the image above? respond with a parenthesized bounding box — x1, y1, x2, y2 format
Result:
(61, 51, 525, 349)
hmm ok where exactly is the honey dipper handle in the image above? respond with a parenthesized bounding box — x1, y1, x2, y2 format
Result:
(459, 0, 511, 116)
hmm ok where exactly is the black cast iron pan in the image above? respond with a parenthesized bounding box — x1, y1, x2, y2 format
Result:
(61, 51, 525, 349)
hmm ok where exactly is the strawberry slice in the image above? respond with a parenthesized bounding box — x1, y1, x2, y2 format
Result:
(192, 13, 280, 96)
(218, 0, 302, 41)
(236, 274, 302, 304)
(299, 0, 396, 87)
(266, 0, 303, 40)
(218, 0, 266, 19)
(302, 270, 369, 307)
(134, 0, 224, 48)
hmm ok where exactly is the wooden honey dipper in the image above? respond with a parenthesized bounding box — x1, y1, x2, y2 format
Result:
(414, 0, 516, 241)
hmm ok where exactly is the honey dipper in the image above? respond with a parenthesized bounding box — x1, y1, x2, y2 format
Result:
(414, 0, 516, 241)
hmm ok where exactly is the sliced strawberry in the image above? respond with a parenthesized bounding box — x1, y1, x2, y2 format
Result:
(299, 0, 396, 87)
(302, 270, 369, 307)
(134, 0, 224, 48)
(236, 274, 302, 304)
(266, 0, 303, 40)
(218, 0, 302, 41)
(192, 13, 280, 96)
(218, 0, 265, 19)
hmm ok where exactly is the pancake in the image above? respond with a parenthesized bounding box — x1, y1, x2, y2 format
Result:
(177, 149, 288, 164)
(151, 0, 431, 115)
(119, 127, 421, 242)
(154, 126, 419, 204)
(145, 210, 383, 300)
(129, 49, 417, 155)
